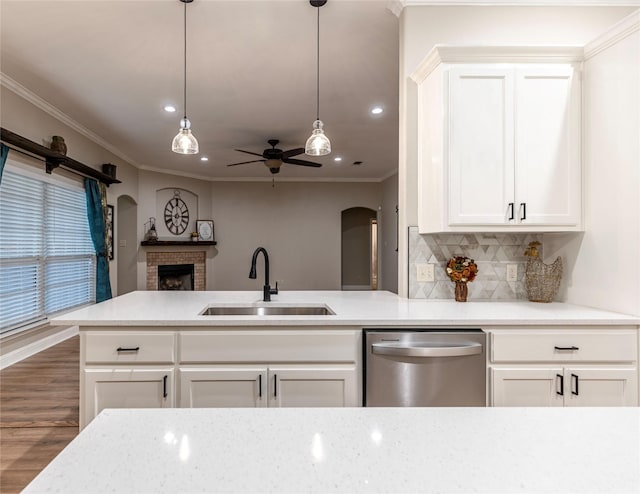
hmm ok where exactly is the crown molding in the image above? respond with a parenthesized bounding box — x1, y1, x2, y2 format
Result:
(386, 1, 405, 17)
(0, 72, 141, 169)
(411, 45, 584, 83)
(137, 163, 387, 183)
(583, 9, 640, 59)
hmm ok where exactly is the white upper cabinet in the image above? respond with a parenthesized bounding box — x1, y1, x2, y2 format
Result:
(412, 46, 583, 233)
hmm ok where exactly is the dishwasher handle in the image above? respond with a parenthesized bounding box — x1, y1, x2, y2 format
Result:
(372, 341, 483, 358)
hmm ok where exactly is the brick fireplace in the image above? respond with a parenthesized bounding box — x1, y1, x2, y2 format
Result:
(146, 251, 206, 291)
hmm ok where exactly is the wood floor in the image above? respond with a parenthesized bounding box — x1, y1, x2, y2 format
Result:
(0, 336, 79, 493)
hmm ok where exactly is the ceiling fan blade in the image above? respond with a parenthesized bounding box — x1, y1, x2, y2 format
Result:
(281, 147, 305, 159)
(227, 159, 266, 167)
(234, 149, 264, 157)
(282, 158, 322, 167)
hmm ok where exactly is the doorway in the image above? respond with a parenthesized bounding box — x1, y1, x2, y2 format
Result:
(341, 207, 378, 290)
(116, 195, 138, 295)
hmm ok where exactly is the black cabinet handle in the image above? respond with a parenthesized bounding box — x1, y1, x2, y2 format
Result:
(571, 373, 579, 396)
(258, 374, 262, 398)
(508, 202, 514, 220)
(554, 346, 579, 351)
(116, 346, 140, 352)
(556, 374, 564, 396)
(520, 203, 526, 221)
(163, 375, 168, 398)
(274, 374, 277, 398)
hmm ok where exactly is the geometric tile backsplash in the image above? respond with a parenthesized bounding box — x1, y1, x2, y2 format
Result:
(408, 227, 543, 300)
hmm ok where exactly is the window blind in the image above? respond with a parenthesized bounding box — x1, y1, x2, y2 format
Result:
(0, 168, 96, 334)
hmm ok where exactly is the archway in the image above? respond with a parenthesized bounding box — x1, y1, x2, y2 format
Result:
(341, 207, 378, 290)
(116, 195, 138, 295)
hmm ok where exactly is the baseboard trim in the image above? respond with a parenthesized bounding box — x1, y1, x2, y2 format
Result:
(0, 326, 78, 370)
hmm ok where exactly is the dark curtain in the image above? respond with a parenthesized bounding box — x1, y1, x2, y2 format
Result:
(84, 178, 112, 302)
(0, 144, 9, 184)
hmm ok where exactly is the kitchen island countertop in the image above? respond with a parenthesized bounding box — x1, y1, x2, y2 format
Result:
(24, 407, 640, 493)
(51, 290, 639, 327)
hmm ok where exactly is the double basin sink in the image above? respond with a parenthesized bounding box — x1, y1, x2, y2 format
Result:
(200, 304, 335, 316)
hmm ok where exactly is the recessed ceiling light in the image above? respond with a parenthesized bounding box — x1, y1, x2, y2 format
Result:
(334, 156, 342, 162)
(200, 156, 209, 162)
(164, 105, 177, 113)
(371, 107, 383, 115)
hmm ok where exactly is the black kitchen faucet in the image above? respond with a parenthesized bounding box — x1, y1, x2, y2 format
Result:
(249, 247, 278, 302)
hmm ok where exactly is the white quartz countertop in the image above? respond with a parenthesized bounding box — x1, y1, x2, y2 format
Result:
(25, 407, 640, 493)
(51, 290, 639, 327)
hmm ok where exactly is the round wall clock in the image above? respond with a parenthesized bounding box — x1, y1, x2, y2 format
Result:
(164, 190, 190, 235)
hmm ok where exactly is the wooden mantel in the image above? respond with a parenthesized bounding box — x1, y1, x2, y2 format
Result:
(140, 240, 217, 246)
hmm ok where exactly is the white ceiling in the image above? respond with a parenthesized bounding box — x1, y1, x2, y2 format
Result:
(0, 0, 399, 181)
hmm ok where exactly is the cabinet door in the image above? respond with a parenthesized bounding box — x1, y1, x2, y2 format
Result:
(179, 367, 267, 408)
(268, 366, 358, 407)
(448, 67, 515, 225)
(564, 368, 638, 407)
(515, 66, 581, 226)
(83, 368, 174, 428)
(491, 367, 564, 407)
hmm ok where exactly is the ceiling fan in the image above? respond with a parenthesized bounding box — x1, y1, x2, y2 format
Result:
(227, 139, 322, 174)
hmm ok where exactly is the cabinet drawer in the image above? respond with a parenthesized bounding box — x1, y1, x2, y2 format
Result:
(84, 332, 176, 363)
(180, 330, 360, 363)
(491, 331, 637, 363)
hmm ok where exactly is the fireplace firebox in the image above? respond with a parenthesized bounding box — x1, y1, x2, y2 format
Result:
(158, 264, 194, 291)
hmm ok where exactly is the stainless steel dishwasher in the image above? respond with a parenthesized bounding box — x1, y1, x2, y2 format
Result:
(364, 329, 487, 407)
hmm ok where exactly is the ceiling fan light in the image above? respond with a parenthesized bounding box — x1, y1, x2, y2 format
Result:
(305, 119, 331, 156)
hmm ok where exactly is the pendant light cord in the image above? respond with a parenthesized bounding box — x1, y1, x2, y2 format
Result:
(183, 0, 187, 120)
(315, 5, 320, 121)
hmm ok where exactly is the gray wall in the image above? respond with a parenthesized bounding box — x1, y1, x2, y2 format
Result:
(208, 181, 382, 290)
(381, 173, 398, 293)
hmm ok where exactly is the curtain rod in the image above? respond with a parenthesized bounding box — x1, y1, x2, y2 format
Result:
(2, 143, 88, 181)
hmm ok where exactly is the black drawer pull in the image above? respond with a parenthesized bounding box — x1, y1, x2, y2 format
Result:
(520, 202, 527, 221)
(163, 375, 168, 398)
(274, 374, 277, 398)
(116, 346, 140, 352)
(258, 374, 262, 398)
(554, 346, 579, 351)
(508, 202, 514, 220)
(556, 374, 564, 396)
(571, 373, 579, 396)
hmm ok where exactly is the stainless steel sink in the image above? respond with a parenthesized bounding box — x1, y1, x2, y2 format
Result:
(200, 305, 335, 316)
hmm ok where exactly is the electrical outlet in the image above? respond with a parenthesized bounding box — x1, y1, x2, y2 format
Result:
(506, 264, 518, 282)
(416, 263, 435, 282)
(118, 239, 126, 248)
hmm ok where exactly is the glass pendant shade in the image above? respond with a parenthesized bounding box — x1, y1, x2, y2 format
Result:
(305, 119, 331, 156)
(172, 117, 199, 154)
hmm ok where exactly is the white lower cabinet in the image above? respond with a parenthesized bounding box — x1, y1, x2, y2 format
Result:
(83, 368, 175, 426)
(179, 365, 357, 408)
(491, 366, 637, 407)
(489, 328, 638, 407)
(269, 366, 357, 407)
(179, 367, 267, 408)
(81, 328, 361, 428)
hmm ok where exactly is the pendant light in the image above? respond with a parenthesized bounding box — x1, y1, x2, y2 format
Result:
(305, 0, 331, 157)
(172, 0, 199, 154)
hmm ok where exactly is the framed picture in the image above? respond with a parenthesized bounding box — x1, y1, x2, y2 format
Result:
(196, 220, 214, 241)
(106, 204, 114, 260)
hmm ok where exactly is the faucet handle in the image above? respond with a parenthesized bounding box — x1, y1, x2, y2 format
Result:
(271, 282, 279, 295)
